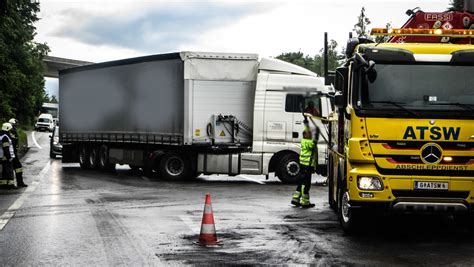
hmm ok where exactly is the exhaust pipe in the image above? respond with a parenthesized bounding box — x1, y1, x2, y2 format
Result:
(324, 32, 329, 85)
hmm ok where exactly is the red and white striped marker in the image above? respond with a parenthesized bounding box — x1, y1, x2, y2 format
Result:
(198, 193, 219, 246)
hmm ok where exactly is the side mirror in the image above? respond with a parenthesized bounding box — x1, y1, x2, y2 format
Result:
(365, 60, 377, 83)
(334, 67, 348, 92)
(334, 92, 345, 108)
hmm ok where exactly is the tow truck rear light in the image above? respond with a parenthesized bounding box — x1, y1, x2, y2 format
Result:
(371, 28, 474, 37)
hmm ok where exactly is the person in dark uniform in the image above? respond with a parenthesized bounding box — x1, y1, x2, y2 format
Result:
(8, 118, 27, 187)
(290, 117, 318, 208)
(1, 123, 16, 188)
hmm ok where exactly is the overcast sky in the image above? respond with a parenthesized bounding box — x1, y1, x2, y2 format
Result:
(39, 0, 449, 97)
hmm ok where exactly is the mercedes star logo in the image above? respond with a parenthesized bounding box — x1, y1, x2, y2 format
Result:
(420, 143, 443, 165)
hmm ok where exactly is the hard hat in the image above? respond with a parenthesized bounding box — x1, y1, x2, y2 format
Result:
(2, 122, 13, 132)
(8, 118, 17, 125)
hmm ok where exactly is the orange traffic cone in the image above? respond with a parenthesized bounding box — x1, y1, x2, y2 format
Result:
(198, 193, 219, 246)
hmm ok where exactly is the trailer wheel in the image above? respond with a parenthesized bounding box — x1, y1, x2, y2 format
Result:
(276, 153, 300, 184)
(99, 145, 115, 171)
(88, 146, 100, 169)
(158, 151, 191, 181)
(79, 146, 89, 169)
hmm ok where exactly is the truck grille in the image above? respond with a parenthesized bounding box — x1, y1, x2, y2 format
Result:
(392, 190, 470, 199)
(382, 141, 473, 151)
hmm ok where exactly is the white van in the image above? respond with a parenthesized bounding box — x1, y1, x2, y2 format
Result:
(35, 113, 55, 132)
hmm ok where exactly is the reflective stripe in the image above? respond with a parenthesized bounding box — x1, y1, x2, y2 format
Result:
(200, 223, 217, 234)
(0, 180, 7, 185)
(2, 142, 9, 148)
(300, 194, 310, 205)
(301, 185, 305, 196)
(292, 191, 301, 199)
(7, 180, 15, 185)
(15, 168, 23, 173)
(203, 204, 212, 214)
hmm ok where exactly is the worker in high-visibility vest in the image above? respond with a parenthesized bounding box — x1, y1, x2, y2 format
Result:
(0, 123, 16, 188)
(8, 118, 27, 187)
(291, 117, 317, 208)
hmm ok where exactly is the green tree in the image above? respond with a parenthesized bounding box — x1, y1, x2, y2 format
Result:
(276, 40, 343, 76)
(447, 0, 464, 11)
(0, 0, 50, 124)
(354, 7, 371, 38)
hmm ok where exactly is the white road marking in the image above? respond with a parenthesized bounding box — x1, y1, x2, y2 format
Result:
(0, 161, 51, 231)
(238, 175, 265, 185)
(179, 215, 200, 235)
(31, 131, 42, 149)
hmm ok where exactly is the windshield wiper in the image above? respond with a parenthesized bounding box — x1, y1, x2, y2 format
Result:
(368, 101, 420, 118)
(428, 102, 474, 111)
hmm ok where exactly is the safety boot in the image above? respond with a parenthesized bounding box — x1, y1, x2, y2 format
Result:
(291, 191, 301, 206)
(300, 194, 315, 208)
(16, 173, 28, 187)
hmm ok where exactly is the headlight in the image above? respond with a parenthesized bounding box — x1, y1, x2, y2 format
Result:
(53, 137, 59, 144)
(357, 176, 383, 191)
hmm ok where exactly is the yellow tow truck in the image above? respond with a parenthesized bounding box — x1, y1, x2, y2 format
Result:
(328, 25, 474, 231)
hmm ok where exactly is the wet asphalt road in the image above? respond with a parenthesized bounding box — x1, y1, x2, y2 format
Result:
(1, 132, 474, 265)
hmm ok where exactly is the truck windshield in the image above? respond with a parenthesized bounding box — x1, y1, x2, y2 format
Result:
(356, 63, 474, 116)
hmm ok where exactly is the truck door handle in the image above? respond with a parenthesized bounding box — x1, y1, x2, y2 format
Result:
(295, 121, 302, 125)
(292, 132, 298, 138)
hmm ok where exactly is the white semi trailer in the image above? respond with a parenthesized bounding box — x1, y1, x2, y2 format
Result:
(59, 52, 332, 183)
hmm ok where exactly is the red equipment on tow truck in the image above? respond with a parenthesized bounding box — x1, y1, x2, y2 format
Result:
(390, 7, 474, 44)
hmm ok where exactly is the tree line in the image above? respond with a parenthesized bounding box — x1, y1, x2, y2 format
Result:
(0, 0, 49, 125)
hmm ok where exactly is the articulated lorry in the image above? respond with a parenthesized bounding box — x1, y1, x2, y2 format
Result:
(60, 52, 332, 183)
(328, 7, 474, 231)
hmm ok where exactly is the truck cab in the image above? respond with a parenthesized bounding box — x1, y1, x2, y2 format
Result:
(250, 58, 332, 182)
(329, 28, 474, 231)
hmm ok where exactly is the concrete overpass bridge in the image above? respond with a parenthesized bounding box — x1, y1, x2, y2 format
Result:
(43, 56, 93, 78)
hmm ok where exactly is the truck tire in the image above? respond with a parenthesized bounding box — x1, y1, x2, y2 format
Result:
(276, 153, 300, 184)
(158, 151, 191, 181)
(88, 146, 100, 169)
(337, 182, 359, 233)
(99, 145, 115, 171)
(79, 146, 90, 169)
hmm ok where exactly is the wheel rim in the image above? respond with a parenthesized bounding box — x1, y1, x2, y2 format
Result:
(165, 156, 184, 176)
(286, 161, 300, 177)
(342, 191, 351, 223)
(100, 149, 107, 167)
(79, 148, 86, 165)
(89, 149, 97, 166)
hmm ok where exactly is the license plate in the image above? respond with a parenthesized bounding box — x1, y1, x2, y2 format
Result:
(414, 181, 448, 190)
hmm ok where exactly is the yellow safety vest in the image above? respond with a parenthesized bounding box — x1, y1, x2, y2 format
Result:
(299, 138, 317, 168)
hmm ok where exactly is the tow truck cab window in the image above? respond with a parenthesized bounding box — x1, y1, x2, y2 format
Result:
(285, 94, 322, 116)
